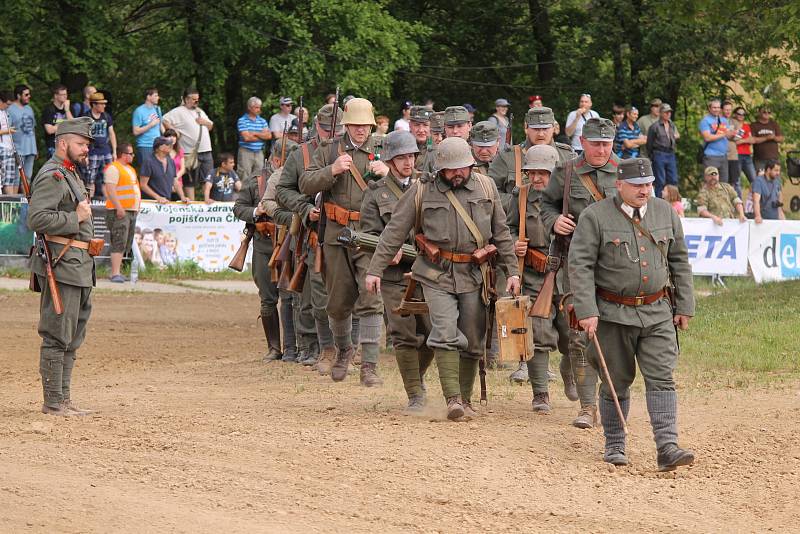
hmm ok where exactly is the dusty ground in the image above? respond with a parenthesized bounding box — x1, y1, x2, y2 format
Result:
(1, 289, 799, 533)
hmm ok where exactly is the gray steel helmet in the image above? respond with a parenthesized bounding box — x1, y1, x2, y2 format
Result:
(381, 130, 419, 161)
(435, 137, 475, 171)
(522, 144, 559, 172)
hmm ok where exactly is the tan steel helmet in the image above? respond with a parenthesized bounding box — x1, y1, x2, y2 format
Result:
(435, 137, 475, 171)
(341, 97, 376, 126)
(522, 144, 559, 172)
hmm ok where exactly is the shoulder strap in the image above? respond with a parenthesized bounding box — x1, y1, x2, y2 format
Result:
(384, 176, 404, 200)
(513, 145, 523, 187)
(414, 181, 425, 233)
(338, 142, 368, 191)
(444, 189, 486, 248)
(562, 161, 572, 216)
(301, 143, 311, 170)
(518, 184, 530, 241)
(578, 173, 604, 202)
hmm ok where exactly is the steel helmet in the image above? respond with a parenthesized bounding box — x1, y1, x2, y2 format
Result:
(435, 137, 475, 171)
(341, 97, 376, 126)
(381, 131, 419, 161)
(522, 144, 559, 172)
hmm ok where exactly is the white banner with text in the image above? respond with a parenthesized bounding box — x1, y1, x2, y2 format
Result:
(680, 218, 750, 276)
(748, 219, 800, 283)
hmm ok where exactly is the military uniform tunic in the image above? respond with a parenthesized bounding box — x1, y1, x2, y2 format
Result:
(568, 195, 695, 398)
(299, 133, 383, 320)
(28, 155, 95, 408)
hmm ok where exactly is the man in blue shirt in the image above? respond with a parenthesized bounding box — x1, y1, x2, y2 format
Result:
(132, 87, 163, 169)
(615, 106, 647, 159)
(699, 98, 735, 185)
(752, 161, 786, 223)
(7, 85, 37, 185)
(237, 96, 272, 180)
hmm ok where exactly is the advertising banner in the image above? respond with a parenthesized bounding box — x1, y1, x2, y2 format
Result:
(748, 219, 800, 283)
(680, 218, 750, 276)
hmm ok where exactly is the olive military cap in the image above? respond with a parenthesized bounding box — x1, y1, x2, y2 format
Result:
(617, 157, 655, 184)
(409, 106, 433, 123)
(430, 111, 445, 133)
(316, 103, 344, 129)
(270, 138, 298, 158)
(444, 106, 470, 125)
(56, 116, 94, 140)
(470, 121, 499, 147)
(525, 107, 556, 129)
(582, 117, 616, 142)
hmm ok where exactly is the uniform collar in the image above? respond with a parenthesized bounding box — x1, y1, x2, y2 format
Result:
(54, 154, 76, 172)
(388, 170, 411, 188)
(344, 133, 373, 153)
(575, 153, 619, 174)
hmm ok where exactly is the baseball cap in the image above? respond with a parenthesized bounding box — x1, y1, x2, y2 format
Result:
(463, 103, 476, 113)
(495, 98, 510, 107)
(279, 97, 293, 106)
(704, 166, 719, 176)
(649, 98, 663, 107)
(617, 158, 655, 184)
(401, 100, 413, 110)
(660, 103, 673, 113)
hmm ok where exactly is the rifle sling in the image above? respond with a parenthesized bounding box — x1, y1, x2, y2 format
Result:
(301, 143, 311, 170)
(517, 183, 530, 284)
(384, 175, 404, 200)
(337, 142, 368, 192)
(578, 172, 605, 202)
(513, 145, 522, 188)
(257, 173, 266, 200)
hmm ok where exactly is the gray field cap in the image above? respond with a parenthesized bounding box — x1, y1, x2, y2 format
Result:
(617, 157, 655, 184)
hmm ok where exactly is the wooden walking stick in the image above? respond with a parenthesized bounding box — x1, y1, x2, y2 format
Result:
(591, 334, 629, 435)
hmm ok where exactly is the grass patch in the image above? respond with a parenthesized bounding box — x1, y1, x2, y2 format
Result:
(1, 261, 253, 282)
(679, 279, 800, 385)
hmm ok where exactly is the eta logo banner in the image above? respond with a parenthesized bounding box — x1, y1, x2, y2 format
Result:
(749, 220, 800, 282)
(680, 218, 749, 276)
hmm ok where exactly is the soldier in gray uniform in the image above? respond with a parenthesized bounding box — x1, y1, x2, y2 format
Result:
(470, 121, 500, 176)
(540, 117, 621, 429)
(360, 131, 434, 411)
(430, 112, 445, 146)
(276, 104, 344, 371)
(28, 116, 97, 416)
(509, 145, 578, 413)
(366, 138, 520, 420)
(568, 157, 695, 471)
(490, 107, 575, 384)
(408, 106, 433, 178)
(443, 106, 472, 141)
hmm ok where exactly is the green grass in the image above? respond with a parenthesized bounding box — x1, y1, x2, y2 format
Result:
(678, 279, 800, 385)
(0, 260, 253, 282)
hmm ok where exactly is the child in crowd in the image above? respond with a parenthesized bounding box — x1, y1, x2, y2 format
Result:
(662, 184, 684, 216)
(203, 152, 240, 203)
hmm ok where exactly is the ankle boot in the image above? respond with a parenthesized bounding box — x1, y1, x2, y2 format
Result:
(647, 390, 695, 471)
(261, 314, 282, 361)
(600, 395, 629, 466)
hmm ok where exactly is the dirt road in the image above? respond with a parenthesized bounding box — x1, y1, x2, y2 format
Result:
(1, 290, 798, 533)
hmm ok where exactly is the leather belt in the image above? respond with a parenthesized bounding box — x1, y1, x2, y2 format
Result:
(45, 234, 89, 250)
(324, 202, 360, 225)
(439, 249, 474, 263)
(596, 287, 666, 306)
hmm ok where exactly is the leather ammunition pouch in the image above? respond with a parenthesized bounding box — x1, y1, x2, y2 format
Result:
(324, 202, 360, 225)
(470, 244, 497, 265)
(47, 234, 105, 257)
(88, 238, 105, 257)
(524, 247, 548, 273)
(307, 230, 319, 250)
(415, 234, 441, 263)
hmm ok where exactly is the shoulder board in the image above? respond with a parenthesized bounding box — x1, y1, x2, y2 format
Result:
(319, 138, 335, 147)
(367, 179, 382, 190)
(554, 141, 574, 152)
(607, 155, 620, 168)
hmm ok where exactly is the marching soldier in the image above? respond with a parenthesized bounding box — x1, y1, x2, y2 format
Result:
(299, 98, 385, 386)
(365, 137, 520, 420)
(407, 105, 433, 177)
(260, 138, 301, 361)
(509, 145, 578, 413)
(539, 117, 620, 429)
(28, 116, 97, 416)
(360, 131, 434, 411)
(469, 121, 500, 176)
(277, 104, 344, 372)
(430, 112, 445, 146)
(569, 157, 695, 471)
(489, 106, 575, 383)
(233, 145, 285, 362)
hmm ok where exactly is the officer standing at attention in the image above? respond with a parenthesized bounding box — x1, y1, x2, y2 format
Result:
(568, 157, 695, 471)
(365, 138, 520, 420)
(540, 117, 620, 429)
(360, 131, 434, 411)
(28, 116, 96, 416)
(299, 98, 385, 386)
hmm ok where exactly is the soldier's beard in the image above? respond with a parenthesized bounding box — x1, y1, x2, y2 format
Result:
(68, 148, 89, 166)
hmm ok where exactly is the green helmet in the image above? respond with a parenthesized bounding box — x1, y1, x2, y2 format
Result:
(382, 131, 419, 161)
(435, 137, 475, 171)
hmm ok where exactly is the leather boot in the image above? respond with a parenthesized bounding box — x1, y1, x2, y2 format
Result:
(404, 395, 425, 413)
(41, 403, 74, 417)
(446, 396, 464, 421)
(462, 400, 480, 418)
(532, 392, 551, 414)
(316, 346, 335, 376)
(261, 315, 282, 361)
(572, 404, 597, 429)
(647, 390, 695, 471)
(509, 360, 529, 384)
(61, 400, 93, 416)
(560, 354, 579, 402)
(331, 346, 354, 382)
(360, 361, 384, 387)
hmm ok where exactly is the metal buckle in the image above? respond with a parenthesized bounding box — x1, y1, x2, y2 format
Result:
(634, 296, 645, 306)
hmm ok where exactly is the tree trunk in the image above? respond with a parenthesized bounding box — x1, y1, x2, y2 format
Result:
(528, 0, 555, 83)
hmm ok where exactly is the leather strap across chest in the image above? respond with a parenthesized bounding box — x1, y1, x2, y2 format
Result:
(578, 172, 604, 202)
(338, 142, 368, 192)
